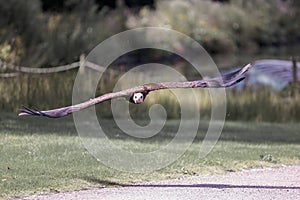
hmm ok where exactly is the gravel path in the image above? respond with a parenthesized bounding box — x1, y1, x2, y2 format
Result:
(24, 165, 300, 200)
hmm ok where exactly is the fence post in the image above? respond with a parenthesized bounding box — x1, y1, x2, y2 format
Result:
(79, 54, 91, 97)
(291, 57, 298, 98)
(79, 54, 86, 74)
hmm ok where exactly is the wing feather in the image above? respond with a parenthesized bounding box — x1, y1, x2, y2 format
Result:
(19, 64, 251, 118)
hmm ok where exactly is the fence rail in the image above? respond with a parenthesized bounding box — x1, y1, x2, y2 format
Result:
(0, 72, 20, 78)
(0, 55, 111, 77)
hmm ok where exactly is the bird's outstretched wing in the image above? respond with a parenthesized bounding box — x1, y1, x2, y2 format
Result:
(19, 63, 251, 118)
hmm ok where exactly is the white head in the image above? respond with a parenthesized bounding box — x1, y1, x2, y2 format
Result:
(132, 92, 144, 104)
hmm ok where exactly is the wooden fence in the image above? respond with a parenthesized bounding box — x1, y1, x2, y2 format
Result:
(0, 54, 109, 77)
(0, 57, 299, 121)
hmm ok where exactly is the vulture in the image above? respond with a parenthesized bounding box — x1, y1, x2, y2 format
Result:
(19, 63, 251, 118)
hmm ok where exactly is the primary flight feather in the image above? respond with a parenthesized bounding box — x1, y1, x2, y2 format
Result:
(19, 64, 251, 118)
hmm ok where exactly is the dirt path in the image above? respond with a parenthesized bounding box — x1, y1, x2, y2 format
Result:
(24, 165, 300, 200)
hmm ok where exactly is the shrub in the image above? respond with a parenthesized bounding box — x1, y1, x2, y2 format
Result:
(126, 0, 299, 53)
(0, 0, 126, 67)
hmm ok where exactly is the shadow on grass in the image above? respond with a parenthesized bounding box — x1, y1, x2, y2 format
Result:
(81, 176, 300, 190)
(82, 177, 125, 187)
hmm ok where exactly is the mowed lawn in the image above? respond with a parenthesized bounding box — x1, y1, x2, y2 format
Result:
(0, 113, 299, 198)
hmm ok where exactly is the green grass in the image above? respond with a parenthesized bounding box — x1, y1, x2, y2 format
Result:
(0, 113, 299, 198)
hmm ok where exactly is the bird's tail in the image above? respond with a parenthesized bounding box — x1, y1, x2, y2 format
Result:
(221, 63, 251, 83)
(202, 63, 251, 88)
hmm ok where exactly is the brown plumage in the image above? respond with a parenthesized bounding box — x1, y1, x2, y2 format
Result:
(19, 64, 251, 118)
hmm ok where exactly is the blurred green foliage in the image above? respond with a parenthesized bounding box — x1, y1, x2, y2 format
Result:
(0, 0, 125, 67)
(0, 0, 299, 66)
(0, 0, 43, 64)
(127, 0, 300, 53)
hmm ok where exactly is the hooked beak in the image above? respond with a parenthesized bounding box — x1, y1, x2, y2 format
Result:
(135, 98, 144, 104)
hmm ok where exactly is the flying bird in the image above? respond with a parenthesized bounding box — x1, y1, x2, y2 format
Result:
(19, 64, 251, 118)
